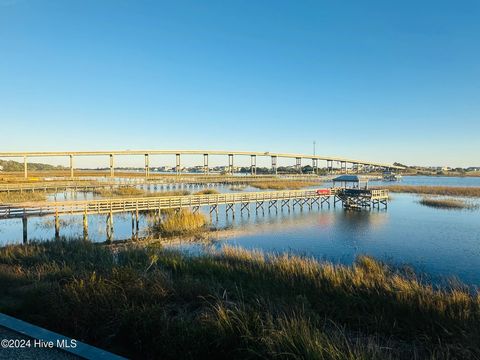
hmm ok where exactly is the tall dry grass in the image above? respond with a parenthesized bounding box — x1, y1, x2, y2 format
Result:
(0, 240, 478, 359)
(250, 180, 319, 190)
(93, 187, 191, 198)
(0, 192, 46, 203)
(156, 209, 208, 236)
(194, 189, 220, 195)
(419, 197, 477, 209)
(386, 185, 480, 197)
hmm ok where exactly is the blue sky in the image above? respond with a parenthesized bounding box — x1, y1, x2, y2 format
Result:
(0, 0, 479, 167)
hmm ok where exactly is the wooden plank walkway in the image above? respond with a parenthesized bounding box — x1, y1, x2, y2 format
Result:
(0, 188, 388, 243)
(0, 190, 326, 218)
(0, 175, 321, 193)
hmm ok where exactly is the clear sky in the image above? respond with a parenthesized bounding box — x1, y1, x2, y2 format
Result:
(0, 0, 479, 168)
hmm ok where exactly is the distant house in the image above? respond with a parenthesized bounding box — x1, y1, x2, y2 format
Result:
(0, 165, 3, 171)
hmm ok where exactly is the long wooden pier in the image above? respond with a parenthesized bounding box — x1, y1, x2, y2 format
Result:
(0, 175, 321, 193)
(0, 188, 389, 243)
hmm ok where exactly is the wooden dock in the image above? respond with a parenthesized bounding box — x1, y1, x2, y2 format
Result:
(0, 188, 389, 243)
(0, 175, 321, 193)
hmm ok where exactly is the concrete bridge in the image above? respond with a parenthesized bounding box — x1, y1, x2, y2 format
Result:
(0, 149, 403, 178)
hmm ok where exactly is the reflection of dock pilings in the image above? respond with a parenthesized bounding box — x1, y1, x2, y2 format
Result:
(13, 188, 388, 242)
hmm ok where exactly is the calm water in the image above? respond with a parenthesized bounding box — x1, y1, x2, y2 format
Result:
(1, 176, 480, 284)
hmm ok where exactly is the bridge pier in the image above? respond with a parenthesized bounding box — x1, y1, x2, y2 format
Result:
(251, 155, 257, 175)
(312, 158, 318, 174)
(24, 156, 28, 179)
(109, 154, 115, 177)
(145, 154, 150, 178)
(271, 156, 277, 175)
(295, 157, 302, 173)
(176, 154, 181, 175)
(69, 155, 74, 178)
(203, 154, 209, 174)
(228, 154, 234, 174)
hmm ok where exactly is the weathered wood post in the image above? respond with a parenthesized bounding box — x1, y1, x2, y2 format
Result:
(131, 211, 135, 239)
(83, 212, 88, 241)
(106, 213, 113, 242)
(54, 212, 60, 240)
(22, 216, 28, 244)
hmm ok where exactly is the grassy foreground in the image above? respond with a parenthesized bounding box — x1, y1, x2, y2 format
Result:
(386, 185, 480, 197)
(0, 241, 479, 359)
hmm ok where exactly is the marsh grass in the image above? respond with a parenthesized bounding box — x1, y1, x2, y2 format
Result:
(194, 189, 220, 195)
(418, 197, 477, 210)
(92, 186, 147, 197)
(250, 180, 319, 190)
(92, 187, 191, 198)
(386, 185, 480, 197)
(150, 209, 209, 237)
(0, 240, 478, 359)
(0, 192, 46, 203)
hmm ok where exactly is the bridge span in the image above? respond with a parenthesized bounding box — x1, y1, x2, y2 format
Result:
(0, 149, 403, 178)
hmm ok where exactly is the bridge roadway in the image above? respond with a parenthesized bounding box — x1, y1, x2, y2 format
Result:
(0, 149, 403, 178)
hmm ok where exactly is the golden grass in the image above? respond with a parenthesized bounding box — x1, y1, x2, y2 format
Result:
(250, 180, 319, 190)
(194, 189, 220, 195)
(93, 187, 191, 198)
(157, 209, 208, 236)
(0, 192, 46, 203)
(385, 185, 480, 197)
(0, 241, 479, 358)
(419, 197, 476, 209)
(93, 186, 146, 197)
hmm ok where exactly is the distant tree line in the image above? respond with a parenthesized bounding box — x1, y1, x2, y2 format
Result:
(0, 159, 65, 171)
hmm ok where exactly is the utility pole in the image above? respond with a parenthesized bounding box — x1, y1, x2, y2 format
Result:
(313, 141, 316, 156)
